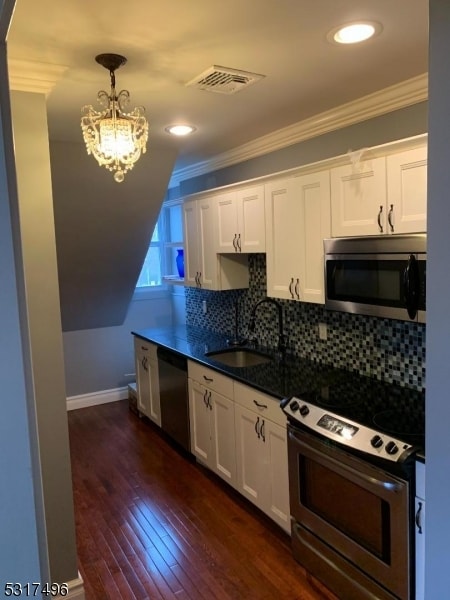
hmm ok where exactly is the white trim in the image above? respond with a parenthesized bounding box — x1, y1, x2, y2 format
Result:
(169, 73, 428, 188)
(55, 573, 85, 599)
(8, 59, 68, 95)
(67, 387, 128, 411)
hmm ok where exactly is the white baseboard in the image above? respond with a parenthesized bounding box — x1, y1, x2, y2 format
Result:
(67, 386, 128, 411)
(56, 573, 85, 599)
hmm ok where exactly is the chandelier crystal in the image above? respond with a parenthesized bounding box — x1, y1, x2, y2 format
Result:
(81, 54, 149, 183)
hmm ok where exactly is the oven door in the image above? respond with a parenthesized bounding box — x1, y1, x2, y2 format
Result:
(288, 426, 411, 600)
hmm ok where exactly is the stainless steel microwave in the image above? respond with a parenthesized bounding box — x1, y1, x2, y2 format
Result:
(324, 234, 426, 322)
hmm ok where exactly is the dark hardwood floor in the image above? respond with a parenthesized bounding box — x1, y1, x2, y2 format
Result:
(68, 400, 338, 600)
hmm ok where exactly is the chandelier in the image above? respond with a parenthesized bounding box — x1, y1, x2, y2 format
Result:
(81, 53, 149, 183)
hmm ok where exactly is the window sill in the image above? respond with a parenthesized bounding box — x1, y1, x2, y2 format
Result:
(132, 286, 171, 301)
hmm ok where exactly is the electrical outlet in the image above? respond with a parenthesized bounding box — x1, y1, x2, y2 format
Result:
(318, 323, 327, 340)
(202, 300, 207, 314)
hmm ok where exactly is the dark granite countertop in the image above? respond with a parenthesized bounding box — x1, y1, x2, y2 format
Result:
(132, 324, 337, 400)
(132, 324, 425, 461)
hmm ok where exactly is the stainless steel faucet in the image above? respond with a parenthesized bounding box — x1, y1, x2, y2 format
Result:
(248, 298, 287, 355)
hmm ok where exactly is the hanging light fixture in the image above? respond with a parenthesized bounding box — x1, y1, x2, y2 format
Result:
(81, 53, 149, 183)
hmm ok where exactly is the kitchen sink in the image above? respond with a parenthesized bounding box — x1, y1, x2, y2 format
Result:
(205, 348, 273, 368)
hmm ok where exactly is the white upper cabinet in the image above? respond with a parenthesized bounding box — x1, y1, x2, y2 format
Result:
(265, 171, 331, 304)
(330, 156, 387, 237)
(385, 145, 427, 234)
(182, 196, 249, 290)
(331, 141, 427, 237)
(216, 185, 265, 253)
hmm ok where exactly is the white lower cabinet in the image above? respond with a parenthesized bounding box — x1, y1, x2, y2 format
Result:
(187, 362, 290, 532)
(134, 338, 161, 426)
(415, 461, 425, 600)
(234, 381, 290, 533)
(188, 362, 237, 487)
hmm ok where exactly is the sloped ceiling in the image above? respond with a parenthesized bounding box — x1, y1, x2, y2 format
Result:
(50, 140, 177, 331)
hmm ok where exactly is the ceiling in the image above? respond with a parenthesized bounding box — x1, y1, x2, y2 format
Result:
(6, 0, 428, 183)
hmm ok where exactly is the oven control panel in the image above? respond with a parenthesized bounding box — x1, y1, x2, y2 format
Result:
(281, 396, 415, 463)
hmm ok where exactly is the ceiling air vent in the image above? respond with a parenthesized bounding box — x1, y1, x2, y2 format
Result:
(186, 65, 265, 95)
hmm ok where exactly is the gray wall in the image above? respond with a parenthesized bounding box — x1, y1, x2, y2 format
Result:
(10, 90, 79, 583)
(0, 13, 42, 582)
(63, 290, 175, 397)
(425, 1, 450, 596)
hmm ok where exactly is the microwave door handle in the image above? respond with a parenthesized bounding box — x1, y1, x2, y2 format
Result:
(404, 254, 419, 319)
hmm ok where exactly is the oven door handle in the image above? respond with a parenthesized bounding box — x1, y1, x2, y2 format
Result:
(288, 429, 404, 492)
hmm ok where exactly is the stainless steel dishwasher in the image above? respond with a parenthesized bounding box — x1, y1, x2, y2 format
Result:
(157, 346, 190, 452)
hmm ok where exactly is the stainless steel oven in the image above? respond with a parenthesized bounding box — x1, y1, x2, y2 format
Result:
(281, 374, 424, 600)
(288, 426, 411, 600)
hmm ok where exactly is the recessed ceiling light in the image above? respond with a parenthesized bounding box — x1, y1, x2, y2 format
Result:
(328, 21, 382, 45)
(165, 125, 196, 136)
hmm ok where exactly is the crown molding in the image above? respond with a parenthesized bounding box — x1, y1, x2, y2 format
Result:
(7, 59, 68, 95)
(170, 73, 428, 188)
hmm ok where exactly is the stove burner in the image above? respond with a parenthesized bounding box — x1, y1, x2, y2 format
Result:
(309, 385, 363, 410)
(373, 409, 425, 437)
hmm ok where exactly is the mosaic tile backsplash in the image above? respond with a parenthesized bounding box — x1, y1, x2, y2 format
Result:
(185, 254, 426, 391)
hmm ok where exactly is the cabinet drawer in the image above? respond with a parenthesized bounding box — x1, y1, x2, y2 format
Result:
(188, 361, 234, 397)
(134, 337, 158, 360)
(234, 381, 286, 428)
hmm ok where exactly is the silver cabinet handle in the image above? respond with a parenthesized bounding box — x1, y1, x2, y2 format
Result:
(415, 501, 423, 534)
(388, 204, 394, 233)
(260, 419, 265, 442)
(208, 391, 212, 410)
(232, 234, 237, 251)
(203, 375, 213, 382)
(295, 278, 300, 300)
(377, 205, 383, 233)
(203, 389, 209, 407)
(289, 277, 295, 299)
(197, 272, 202, 287)
(237, 233, 241, 252)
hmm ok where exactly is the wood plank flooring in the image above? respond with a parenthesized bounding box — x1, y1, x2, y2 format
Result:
(68, 400, 338, 600)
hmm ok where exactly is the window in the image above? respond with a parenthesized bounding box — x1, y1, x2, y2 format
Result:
(136, 219, 163, 288)
(135, 200, 184, 293)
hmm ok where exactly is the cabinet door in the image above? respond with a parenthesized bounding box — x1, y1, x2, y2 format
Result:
(183, 199, 201, 286)
(295, 171, 331, 304)
(198, 196, 219, 289)
(386, 146, 427, 234)
(147, 358, 161, 426)
(235, 404, 267, 510)
(265, 178, 301, 300)
(216, 191, 238, 253)
(210, 390, 236, 487)
(264, 420, 290, 532)
(134, 338, 160, 419)
(331, 156, 387, 237)
(188, 378, 212, 465)
(237, 185, 265, 252)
